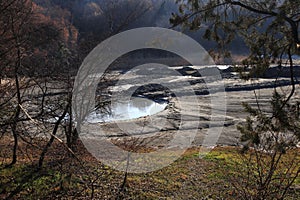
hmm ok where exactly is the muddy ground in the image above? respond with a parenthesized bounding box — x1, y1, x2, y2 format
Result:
(80, 65, 300, 150)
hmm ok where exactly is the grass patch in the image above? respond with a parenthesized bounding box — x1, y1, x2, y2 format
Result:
(0, 144, 299, 199)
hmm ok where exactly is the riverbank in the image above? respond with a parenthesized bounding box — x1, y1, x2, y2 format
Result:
(94, 65, 300, 148)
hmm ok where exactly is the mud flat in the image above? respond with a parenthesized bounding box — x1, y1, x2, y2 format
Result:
(81, 65, 300, 149)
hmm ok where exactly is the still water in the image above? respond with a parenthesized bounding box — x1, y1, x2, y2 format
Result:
(86, 97, 167, 123)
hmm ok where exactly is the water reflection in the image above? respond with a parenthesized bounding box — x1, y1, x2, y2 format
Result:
(86, 97, 167, 123)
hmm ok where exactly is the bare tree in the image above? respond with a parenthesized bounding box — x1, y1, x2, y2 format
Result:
(0, 0, 35, 166)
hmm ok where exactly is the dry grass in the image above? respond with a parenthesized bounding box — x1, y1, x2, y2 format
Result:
(0, 136, 299, 199)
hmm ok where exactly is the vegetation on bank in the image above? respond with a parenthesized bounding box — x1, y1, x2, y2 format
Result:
(1, 140, 299, 199)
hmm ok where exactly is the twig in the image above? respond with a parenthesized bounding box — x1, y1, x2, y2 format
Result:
(18, 104, 78, 162)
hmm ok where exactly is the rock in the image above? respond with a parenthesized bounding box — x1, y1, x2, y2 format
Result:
(177, 66, 202, 77)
